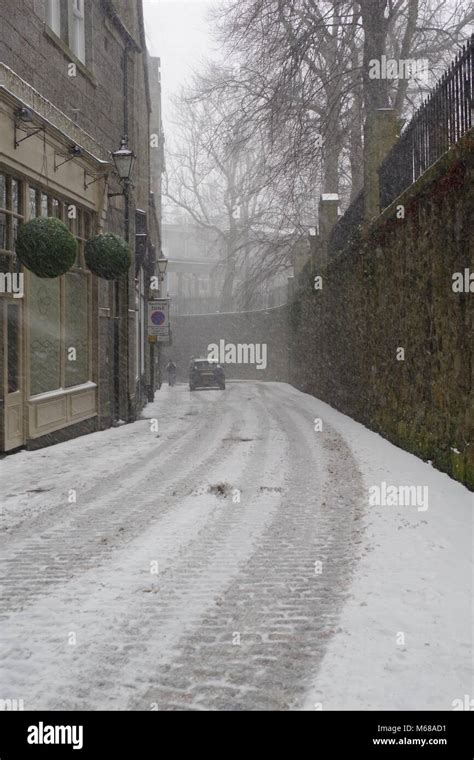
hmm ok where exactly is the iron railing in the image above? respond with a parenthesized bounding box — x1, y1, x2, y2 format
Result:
(330, 35, 474, 252)
(379, 34, 473, 209)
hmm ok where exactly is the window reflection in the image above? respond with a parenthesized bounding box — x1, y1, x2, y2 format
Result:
(29, 275, 61, 395)
(0, 175, 6, 209)
(65, 272, 89, 387)
(41, 193, 48, 217)
(12, 179, 20, 214)
(7, 304, 20, 394)
(0, 212, 6, 249)
(29, 188, 38, 219)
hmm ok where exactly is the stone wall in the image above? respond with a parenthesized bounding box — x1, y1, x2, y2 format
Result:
(290, 131, 474, 489)
(1, 1, 120, 148)
(162, 306, 289, 383)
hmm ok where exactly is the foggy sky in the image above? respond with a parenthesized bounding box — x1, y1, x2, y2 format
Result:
(143, 0, 218, 130)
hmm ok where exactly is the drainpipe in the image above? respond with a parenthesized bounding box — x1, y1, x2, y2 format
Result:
(113, 41, 133, 423)
(123, 43, 132, 422)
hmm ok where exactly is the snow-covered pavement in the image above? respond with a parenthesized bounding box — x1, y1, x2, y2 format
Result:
(0, 382, 471, 710)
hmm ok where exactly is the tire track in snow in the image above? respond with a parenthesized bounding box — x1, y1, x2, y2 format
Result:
(0, 385, 226, 534)
(0, 383, 365, 710)
(0, 387, 239, 614)
(134, 384, 365, 710)
(0, 385, 287, 709)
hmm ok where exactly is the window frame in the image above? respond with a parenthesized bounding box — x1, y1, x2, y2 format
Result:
(0, 173, 24, 266)
(46, 0, 62, 37)
(21, 173, 95, 396)
(69, 0, 86, 64)
(45, 0, 89, 70)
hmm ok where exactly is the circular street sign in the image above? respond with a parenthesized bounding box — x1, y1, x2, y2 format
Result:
(151, 310, 166, 326)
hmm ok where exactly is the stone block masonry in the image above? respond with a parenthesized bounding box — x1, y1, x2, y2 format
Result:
(290, 130, 474, 489)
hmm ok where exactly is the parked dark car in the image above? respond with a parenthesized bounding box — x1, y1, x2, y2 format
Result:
(189, 358, 226, 391)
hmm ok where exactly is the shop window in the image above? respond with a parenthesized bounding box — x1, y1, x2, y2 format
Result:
(0, 172, 24, 259)
(25, 180, 94, 396)
(29, 188, 38, 219)
(0, 171, 94, 397)
(29, 276, 61, 396)
(65, 272, 90, 388)
(0, 174, 6, 208)
(0, 212, 6, 250)
(52, 198, 63, 218)
(67, 205, 76, 235)
(12, 180, 20, 248)
(75, 207, 90, 268)
(40, 193, 49, 218)
(65, 271, 89, 387)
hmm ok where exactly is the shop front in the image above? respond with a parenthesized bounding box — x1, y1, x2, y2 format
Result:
(0, 77, 110, 452)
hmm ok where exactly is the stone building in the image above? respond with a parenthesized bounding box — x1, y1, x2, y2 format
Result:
(164, 220, 289, 316)
(0, 0, 163, 452)
(163, 221, 223, 316)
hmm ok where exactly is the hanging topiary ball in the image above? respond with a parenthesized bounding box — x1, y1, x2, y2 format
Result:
(16, 217, 77, 278)
(85, 233, 131, 280)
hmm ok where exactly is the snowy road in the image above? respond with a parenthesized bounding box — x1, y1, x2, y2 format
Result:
(0, 382, 471, 710)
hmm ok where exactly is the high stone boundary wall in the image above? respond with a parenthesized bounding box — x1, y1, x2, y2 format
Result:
(162, 305, 289, 383)
(290, 131, 474, 489)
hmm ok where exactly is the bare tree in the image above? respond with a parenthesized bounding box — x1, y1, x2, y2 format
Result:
(165, 67, 296, 310)
(215, 0, 473, 203)
(165, 1, 473, 307)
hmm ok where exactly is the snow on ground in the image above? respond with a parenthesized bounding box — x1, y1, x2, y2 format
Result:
(0, 382, 471, 710)
(0, 385, 183, 531)
(285, 385, 473, 711)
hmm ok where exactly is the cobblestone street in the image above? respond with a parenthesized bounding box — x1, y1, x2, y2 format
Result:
(0, 382, 470, 711)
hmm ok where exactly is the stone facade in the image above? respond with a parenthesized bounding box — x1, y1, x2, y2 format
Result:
(0, 0, 162, 452)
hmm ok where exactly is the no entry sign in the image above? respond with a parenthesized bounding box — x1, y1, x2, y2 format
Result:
(148, 299, 170, 341)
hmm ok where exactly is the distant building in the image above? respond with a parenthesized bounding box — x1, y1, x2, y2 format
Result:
(164, 220, 289, 315)
(163, 222, 223, 315)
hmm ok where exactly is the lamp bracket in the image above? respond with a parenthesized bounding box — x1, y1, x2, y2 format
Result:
(107, 175, 135, 198)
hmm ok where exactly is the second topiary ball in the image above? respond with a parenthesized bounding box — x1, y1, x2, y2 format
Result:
(85, 233, 131, 280)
